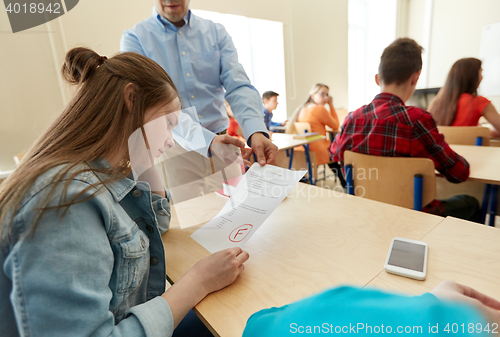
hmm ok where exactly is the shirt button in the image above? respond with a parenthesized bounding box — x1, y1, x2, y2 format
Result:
(158, 211, 167, 216)
(182, 51, 186, 55)
(140, 236, 145, 248)
(191, 95, 195, 99)
(178, 31, 182, 35)
(186, 73, 190, 77)
(198, 115, 202, 119)
(150, 257, 159, 266)
(132, 189, 142, 198)
(146, 225, 154, 233)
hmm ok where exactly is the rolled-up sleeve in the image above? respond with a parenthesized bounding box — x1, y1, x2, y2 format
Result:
(216, 23, 268, 141)
(128, 296, 174, 337)
(151, 190, 172, 235)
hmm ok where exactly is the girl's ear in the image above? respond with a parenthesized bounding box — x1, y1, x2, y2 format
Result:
(123, 83, 136, 111)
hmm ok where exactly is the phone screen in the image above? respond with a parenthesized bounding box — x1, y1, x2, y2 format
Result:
(387, 240, 425, 272)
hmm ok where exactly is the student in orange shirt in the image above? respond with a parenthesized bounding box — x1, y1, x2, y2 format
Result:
(429, 58, 500, 137)
(225, 100, 245, 141)
(286, 83, 345, 187)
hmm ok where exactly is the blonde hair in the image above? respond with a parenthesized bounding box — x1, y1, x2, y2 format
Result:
(285, 83, 329, 134)
(0, 47, 178, 242)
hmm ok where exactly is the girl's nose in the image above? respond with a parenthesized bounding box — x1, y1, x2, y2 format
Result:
(165, 137, 175, 150)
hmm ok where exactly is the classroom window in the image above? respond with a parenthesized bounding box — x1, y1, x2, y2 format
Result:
(348, 0, 397, 111)
(192, 9, 287, 123)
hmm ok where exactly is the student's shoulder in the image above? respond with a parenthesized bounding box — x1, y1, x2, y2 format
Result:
(18, 163, 108, 214)
(309, 105, 329, 115)
(473, 95, 491, 109)
(343, 103, 371, 122)
(406, 105, 436, 125)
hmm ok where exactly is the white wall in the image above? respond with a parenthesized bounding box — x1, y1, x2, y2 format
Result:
(191, 0, 349, 112)
(0, 0, 153, 171)
(0, 0, 348, 171)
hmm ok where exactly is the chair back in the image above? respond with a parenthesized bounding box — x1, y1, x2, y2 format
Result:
(344, 151, 436, 209)
(336, 108, 349, 127)
(438, 126, 490, 146)
(294, 122, 311, 134)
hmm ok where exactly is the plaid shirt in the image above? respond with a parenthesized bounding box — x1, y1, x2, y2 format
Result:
(330, 93, 469, 183)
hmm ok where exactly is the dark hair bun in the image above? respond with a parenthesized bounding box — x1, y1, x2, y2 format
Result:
(61, 47, 106, 85)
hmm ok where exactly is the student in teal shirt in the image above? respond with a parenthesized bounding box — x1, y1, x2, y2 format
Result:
(244, 281, 500, 336)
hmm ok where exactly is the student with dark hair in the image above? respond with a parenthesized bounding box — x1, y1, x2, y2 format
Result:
(262, 90, 283, 130)
(428, 58, 500, 137)
(0, 47, 249, 336)
(331, 38, 480, 221)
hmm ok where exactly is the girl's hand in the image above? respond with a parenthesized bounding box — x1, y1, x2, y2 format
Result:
(188, 247, 250, 295)
(162, 247, 250, 327)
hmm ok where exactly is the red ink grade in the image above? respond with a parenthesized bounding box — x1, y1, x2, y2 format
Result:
(229, 224, 253, 242)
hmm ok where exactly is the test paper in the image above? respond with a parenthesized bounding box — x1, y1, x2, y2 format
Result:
(190, 163, 306, 253)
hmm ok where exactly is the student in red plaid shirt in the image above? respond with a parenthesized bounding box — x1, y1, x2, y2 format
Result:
(330, 38, 480, 222)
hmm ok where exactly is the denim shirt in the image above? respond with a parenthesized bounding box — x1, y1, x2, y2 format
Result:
(0, 160, 174, 337)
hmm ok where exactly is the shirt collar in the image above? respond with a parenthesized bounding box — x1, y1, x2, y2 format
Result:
(86, 158, 137, 202)
(264, 108, 270, 114)
(375, 93, 405, 105)
(153, 7, 192, 31)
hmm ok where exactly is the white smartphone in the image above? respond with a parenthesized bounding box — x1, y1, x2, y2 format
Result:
(384, 237, 428, 280)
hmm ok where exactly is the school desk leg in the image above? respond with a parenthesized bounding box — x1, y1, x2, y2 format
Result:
(487, 185, 498, 227)
(287, 149, 294, 170)
(303, 144, 314, 185)
(480, 184, 492, 224)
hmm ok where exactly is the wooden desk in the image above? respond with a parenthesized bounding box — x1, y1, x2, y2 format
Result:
(449, 145, 500, 226)
(490, 138, 500, 148)
(269, 125, 286, 133)
(367, 216, 500, 301)
(271, 134, 325, 184)
(163, 185, 443, 337)
(450, 145, 500, 185)
(271, 133, 324, 151)
(325, 126, 339, 143)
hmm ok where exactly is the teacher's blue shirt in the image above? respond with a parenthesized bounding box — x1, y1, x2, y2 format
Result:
(121, 8, 268, 146)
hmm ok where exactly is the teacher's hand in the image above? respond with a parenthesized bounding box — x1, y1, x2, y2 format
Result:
(210, 134, 252, 166)
(250, 132, 277, 166)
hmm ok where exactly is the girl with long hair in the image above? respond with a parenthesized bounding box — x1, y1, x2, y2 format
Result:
(286, 83, 345, 187)
(428, 58, 500, 137)
(0, 47, 249, 336)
